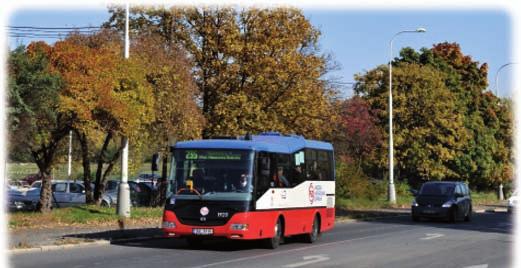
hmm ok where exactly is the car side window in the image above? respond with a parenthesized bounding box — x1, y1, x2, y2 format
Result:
(455, 184, 463, 196)
(69, 183, 84, 193)
(52, 183, 67, 193)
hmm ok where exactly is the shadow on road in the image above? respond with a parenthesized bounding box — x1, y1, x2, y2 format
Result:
(64, 227, 311, 251)
(337, 208, 513, 235)
(62, 209, 511, 252)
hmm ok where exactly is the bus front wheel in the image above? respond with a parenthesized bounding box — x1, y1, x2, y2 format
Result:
(264, 218, 283, 249)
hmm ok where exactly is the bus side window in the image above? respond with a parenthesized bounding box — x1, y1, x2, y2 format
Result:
(306, 149, 321, 181)
(256, 153, 271, 198)
(292, 150, 305, 186)
(317, 150, 330, 181)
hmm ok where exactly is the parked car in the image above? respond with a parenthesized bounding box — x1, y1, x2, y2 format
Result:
(411, 181, 472, 222)
(508, 191, 517, 213)
(21, 173, 40, 187)
(6, 180, 30, 191)
(102, 180, 153, 207)
(7, 180, 112, 211)
(135, 173, 161, 189)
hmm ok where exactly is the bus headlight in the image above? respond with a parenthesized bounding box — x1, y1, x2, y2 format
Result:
(230, 224, 249, 231)
(162, 221, 176, 229)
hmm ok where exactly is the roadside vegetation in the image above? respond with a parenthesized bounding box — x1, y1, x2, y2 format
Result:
(6, 6, 512, 215)
(8, 205, 163, 230)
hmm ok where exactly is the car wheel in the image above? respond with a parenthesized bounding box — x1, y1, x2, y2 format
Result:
(464, 205, 472, 222)
(100, 200, 110, 208)
(303, 215, 320, 243)
(264, 218, 283, 249)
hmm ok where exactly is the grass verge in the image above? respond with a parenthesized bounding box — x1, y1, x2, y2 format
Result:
(8, 205, 163, 230)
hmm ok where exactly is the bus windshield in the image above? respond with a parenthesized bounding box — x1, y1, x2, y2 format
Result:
(170, 149, 254, 200)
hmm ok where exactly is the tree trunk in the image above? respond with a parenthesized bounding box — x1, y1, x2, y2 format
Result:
(36, 171, 53, 213)
(94, 132, 112, 204)
(75, 130, 94, 204)
(94, 132, 123, 205)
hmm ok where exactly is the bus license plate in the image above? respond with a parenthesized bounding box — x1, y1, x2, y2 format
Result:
(192, 228, 213, 235)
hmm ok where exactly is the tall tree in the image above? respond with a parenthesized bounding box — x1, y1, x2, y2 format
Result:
(8, 42, 71, 213)
(50, 31, 155, 204)
(396, 43, 512, 189)
(132, 33, 204, 206)
(334, 96, 382, 171)
(104, 6, 336, 139)
(355, 43, 513, 190)
(355, 63, 468, 183)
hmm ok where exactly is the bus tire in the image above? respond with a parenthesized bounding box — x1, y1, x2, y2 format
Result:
(264, 218, 283, 249)
(304, 215, 320, 243)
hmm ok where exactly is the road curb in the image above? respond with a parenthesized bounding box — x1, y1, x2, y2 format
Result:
(9, 240, 110, 254)
(475, 208, 507, 213)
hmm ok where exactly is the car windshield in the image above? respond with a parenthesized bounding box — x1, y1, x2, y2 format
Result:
(170, 149, 254, 200)
(420, 183, 455, 196)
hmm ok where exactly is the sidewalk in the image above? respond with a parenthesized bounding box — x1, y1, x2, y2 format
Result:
(8, 204, 508, 253)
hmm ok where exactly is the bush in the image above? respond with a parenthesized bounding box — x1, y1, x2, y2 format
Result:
(336, 162, 385, 200)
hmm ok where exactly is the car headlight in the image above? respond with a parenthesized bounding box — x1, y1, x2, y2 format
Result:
(162, 221, 176, 229)
(442, 201, 454, 208)
(230, 224, 249, 231)
(411, 200, 419, 207)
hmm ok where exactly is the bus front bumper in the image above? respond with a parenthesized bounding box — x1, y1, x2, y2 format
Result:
(161, 210, 272, 240)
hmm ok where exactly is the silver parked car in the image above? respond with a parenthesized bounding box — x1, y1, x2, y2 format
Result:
(7, 180, 112, 211)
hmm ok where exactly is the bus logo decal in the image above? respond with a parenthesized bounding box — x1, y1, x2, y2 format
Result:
(309, 183, 315, 204)
(200, 206, 209, 216)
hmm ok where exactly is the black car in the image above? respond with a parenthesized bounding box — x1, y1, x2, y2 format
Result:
(411, 181, 472, 222)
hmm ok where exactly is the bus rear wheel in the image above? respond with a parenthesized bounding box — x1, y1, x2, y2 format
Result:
(264, 218, 282, 249)
(303, 215, 320, 243)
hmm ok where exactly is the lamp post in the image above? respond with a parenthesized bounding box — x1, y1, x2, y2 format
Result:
(493, 62, 517, 200)
(117, 2, 131, 226)
(388, 28, 426, 204)
(494, 62, 517, 96)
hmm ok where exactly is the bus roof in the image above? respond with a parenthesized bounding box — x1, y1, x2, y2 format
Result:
(173, 132, 333, 154)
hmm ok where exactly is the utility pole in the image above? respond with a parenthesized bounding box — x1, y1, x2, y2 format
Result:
(117, 2, 131, 227)
(68, 130, 72, 179)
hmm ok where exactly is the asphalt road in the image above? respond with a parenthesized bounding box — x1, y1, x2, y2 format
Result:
(9, 211, 513, 268)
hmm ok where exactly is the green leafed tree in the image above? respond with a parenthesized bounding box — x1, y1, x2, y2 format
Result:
(355, 42, 513, 190)
(355, 63, 468, 185)
(8, 42, 71, 213)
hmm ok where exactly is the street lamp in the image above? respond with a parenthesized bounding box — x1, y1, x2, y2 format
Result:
(494, 62, 517, 96)
(493, 62, 517, 201)
(388, 27, 426, 204)
(117, 2, 131, 226)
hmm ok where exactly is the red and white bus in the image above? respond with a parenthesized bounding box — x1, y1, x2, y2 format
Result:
(162, 132, 335, 248)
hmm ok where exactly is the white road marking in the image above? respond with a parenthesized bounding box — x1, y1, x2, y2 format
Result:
(421, 233, 445, 240)
(463, 264, 488, 268)
(283, 255, 330, 268)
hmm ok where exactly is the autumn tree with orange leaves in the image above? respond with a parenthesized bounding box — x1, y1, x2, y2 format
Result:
(49, 30, 155, 204)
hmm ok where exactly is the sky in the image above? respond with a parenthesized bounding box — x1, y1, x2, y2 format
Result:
(6, 7, 514, 98)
